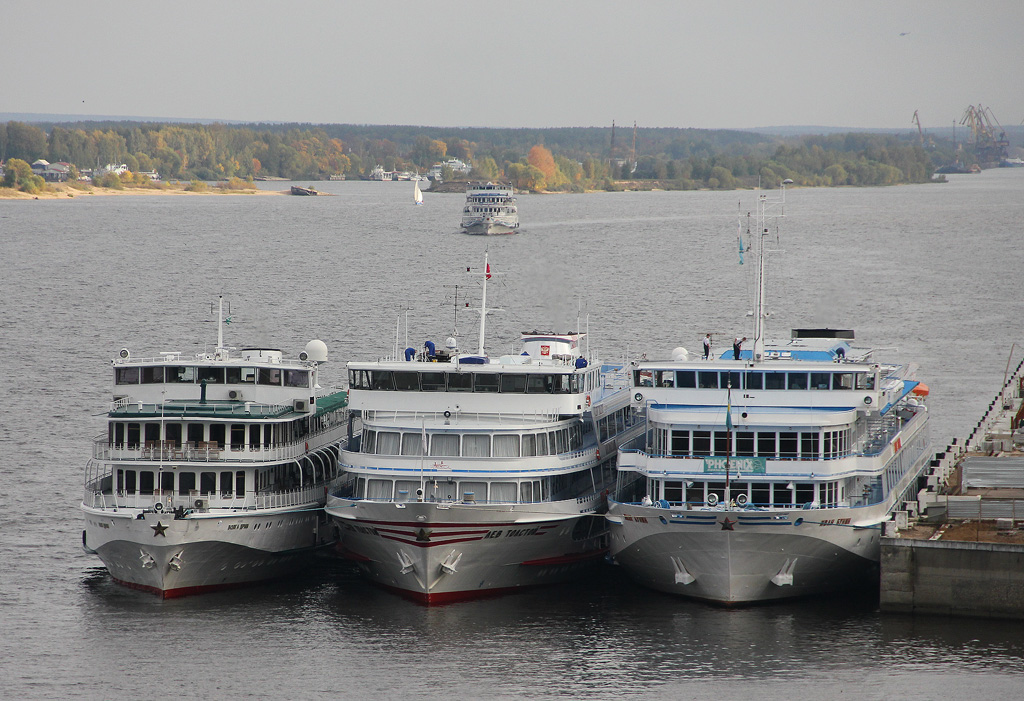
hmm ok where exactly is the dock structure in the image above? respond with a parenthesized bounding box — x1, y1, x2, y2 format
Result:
(881, 353, 1024, 618)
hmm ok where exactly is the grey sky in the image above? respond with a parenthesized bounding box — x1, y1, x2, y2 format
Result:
(4, 0, 1022, 130)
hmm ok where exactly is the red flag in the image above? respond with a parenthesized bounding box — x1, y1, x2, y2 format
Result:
(485, 263, 491, 280)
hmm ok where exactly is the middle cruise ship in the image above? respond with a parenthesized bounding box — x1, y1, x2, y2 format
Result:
(461, 181, 519, 235)
(326, 254, 641, 603)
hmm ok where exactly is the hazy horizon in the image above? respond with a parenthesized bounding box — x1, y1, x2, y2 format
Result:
(3, 1, 1022, 132)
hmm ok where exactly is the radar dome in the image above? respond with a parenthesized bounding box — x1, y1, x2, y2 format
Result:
(303, 339, 329, 363)
(671, 347, 689, 361)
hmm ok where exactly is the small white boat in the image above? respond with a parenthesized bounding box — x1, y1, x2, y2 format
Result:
(413, 180, 423, 205)
(81, 298, 355, 597)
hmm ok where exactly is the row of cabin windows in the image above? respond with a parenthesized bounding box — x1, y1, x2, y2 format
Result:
(363, 478, 548, 503)
(470, 196, 512, 203)
(350, 369, 598, 394)
(362, 424, 584, 458)
(637, 369, 875, 391)
(649, 427, 852, 459)
(655, 480, 844, 507)
(598, 406, 639, 442)
(109, 418, 311, 449)
(115, 365, 310, 388)
(117, 469, 246, 496)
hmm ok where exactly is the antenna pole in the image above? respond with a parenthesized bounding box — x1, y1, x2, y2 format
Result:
(217, 296, 224, 352)
(478, 250, 489, 355)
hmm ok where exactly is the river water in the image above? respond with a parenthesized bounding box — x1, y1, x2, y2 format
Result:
(2, 171, 1023, 699)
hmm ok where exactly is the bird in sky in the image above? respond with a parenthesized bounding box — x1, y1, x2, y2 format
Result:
(899, 32, 911, 36)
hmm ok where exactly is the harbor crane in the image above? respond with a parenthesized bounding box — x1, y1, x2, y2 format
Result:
(960, 104, 1009, 165)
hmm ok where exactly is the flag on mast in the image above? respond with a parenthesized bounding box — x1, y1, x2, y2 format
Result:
(726, 384, 733, 431)
(485, 263, 491, 280)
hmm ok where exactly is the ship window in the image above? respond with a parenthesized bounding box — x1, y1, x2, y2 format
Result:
(664, 481, 683, 503)
(655, 371, 674, 387)
(833, 372, 853, 390)
(751, 482, 771, 505)
(720, 371, 742, 390)
(801, 432, 820, 459)
(139, 471, 155, 495)
(713, 431, 730, 455)
(535, 432, 549, 456)
(635, 370, 652, 387)
(463, 434, 491, 457)
(777, 482, 794, 505)
(490, 482, 516, 503)
(810, 372, 831, 390)
(671, 430, 690, 456)
(526, 374, 549, 393)
(236, 471, 245, 495)
(283, 370, 308, 388)
(787, 372, 808, 390)
(736, 432, 755, 456)
(401, 433, 425, 456)
(757, 432, 777, 457)
(522, 433, 536, 456)
(226, 367, 241, 384)
(115, 367, 140, 384)
(220, 471, 234, 496)
(165, 423, 182, 446)
(362, 430, 376, 453)
(393, 371, 419, 391)
(258, 368, 281, 385)
(698, 371, 718, 389)
(198, 367, 224, 384)
(795, 483, 815, 506)
(178, 472, 195, 495)
(676, 371, 696, 388)
(240, 367, 256, 384)
(692, 430, 711, 455)
(124, 470, 137, 493)
(114, 422, 125, 446)
(167, 366, 196, 383)
(500, 374, 527, 393)
(779, 432, 798, 458)
(230, 424, 245, 450)
(421, 372, 446, 391)
(145, 423, 160, 443)
(745, 372, 763, 390)
(855, 372, 875, 390)
(371, 371, 395, 390)
(141, 366, 164, 383)
(430, 434, 460, 457)
(520, 481, 533, 503)
(395, 480, 419, 502)
(366, 479, 392, 500)
(187, 423, 204, 445)
(200, 472, 216, 494)
(474, 373, 499, 392)
(209, 423, 226, 448)
(765, 372, 786, 389)
(460, 481, 487, 502)
(493, 435, 520, 458)
(447, 372, 473, 391)
(127, 423, 141, 448)
(376, 431, 401, 455)
(249, 424, 260, 448)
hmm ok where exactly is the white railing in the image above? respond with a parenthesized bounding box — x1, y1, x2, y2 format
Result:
(83, 481, 331, 512)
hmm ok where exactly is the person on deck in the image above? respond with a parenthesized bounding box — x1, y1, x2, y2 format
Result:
(702, 334, 712, 360)
(733, 336, 747, 360)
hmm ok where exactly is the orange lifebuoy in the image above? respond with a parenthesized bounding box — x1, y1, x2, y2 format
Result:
(585, 394, 591, 407)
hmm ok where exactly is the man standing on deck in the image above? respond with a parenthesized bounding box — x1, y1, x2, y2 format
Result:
(703, 334, 712, 360)
(733, 337, 747, 360)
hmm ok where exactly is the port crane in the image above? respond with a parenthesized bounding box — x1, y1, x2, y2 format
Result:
(960, 104, 1009, 165)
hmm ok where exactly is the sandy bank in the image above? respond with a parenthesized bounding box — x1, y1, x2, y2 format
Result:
(0, 184, 285, 200)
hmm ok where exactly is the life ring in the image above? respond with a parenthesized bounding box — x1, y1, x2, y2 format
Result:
(585, 395, 591, 407)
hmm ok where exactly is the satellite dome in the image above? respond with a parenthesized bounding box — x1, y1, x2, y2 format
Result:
(671, 346, 689, 361)
(303, 339, 328, 363)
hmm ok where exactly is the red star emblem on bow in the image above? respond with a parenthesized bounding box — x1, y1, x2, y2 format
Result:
(151, 521, 168, 537)
(719, 517, 736, 531)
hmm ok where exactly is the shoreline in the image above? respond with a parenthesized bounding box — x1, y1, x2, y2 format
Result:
(0, 183, 285, 200)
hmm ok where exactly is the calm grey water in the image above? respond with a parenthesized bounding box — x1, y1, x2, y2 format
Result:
(2, 172, 1024, 699)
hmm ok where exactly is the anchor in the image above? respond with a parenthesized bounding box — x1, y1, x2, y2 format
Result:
(771, 558, 797, 586)
(670, 556, 695, 585)
(168, 551, 184, 572)
(397, 550, 416, 575)
(139, 549, 156, 569)
(439, 550, 462, 575)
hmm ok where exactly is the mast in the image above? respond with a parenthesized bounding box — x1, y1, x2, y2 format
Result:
(217, 296, 224, 352)
(751, 179, 788, 363)
(478, 250, 489, 355)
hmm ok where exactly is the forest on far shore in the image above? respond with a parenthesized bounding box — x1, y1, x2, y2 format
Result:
(0, 119, 949, 193)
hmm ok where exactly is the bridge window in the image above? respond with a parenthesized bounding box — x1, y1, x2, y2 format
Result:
(421, 372, 445, 391)
(393, 371, 419, 391)
(284, 370, 308, 388)
(447, 372, 473, 391)
(698, 371, 718, 389)
(810, 372, 831, 390)
(676, 370, 696, 388)
(167, 366, 196, 383)
(198, 367, 224, 384)
(474, 374, 499, 392)
(257, 368, 281, 385)
(500, 374, 527, 393)
(833, 372, 853, 390)
(370, 371, 395, 390)
(765, 372, 786, 389)
(115, 367, 140, 384)
(787, 372, 808, 390)
(141, 366, 164, 383)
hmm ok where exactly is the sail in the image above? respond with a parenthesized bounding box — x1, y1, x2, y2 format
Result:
(413, 181, 423, 204)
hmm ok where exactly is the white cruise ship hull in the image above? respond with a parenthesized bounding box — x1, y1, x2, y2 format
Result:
(607, 502, 888, 604)
(327, 496, 606, 603)
(82, 506, 332, 598)
(462, 218, 518, 235)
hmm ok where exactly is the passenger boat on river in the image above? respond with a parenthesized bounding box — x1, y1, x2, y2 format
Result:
(81, 299, 353, 597)
(326, 254, 641, 603)
(607, 183, 932, 604)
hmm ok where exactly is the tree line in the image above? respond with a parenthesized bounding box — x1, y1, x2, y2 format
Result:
(1, 120, 939, 192)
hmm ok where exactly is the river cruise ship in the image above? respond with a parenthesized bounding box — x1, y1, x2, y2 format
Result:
(82, 300, 353, 597)
(461, 182, 519, 235)
(326, 255, 641, 603)
(607, 184, 932, 604)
